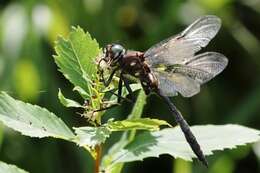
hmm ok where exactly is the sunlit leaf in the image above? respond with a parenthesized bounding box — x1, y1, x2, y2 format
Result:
(58, 89, 83, 108)
(0, 161, 29, 173)
(74, 126, 111, 147)
(253, 141, 260, 160)
(107, 118, 170, 131)
(109, 125, 260, 165)
(54, 26, 100, 99)
(73, 86, 90, 99)
(101, 90, 147, 172)
(73, 117, 168, 148)
(101, 132, 128, 173)
(0, 92, 75, 141)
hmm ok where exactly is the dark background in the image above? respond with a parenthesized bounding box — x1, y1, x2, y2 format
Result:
(0, 0, 260, 173)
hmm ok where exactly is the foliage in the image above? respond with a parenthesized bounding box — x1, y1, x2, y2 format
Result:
(101, 90, 148, 172)
(74, 118, 169, 147)
(109, 125, 260, 164)
(58, 89, 83, 108)
(0, 161, 29, 173)
(54, 26, 100, 100)
(107, 118, 170, 131)
(0, 92, 75, 140)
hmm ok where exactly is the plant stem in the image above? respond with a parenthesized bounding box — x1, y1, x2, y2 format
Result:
(94, 144, 102, 173)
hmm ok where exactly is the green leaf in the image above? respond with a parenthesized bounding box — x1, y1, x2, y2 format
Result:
(73, 117, 168, 148)
(101, 90, 147, 172)
(58, 89, 83, 108)
(0, 161, 29, 173)
(74, 126, 111, 147)
(107, 118, 170, 131)
(54, 26, 100, 99)
(73, 86, 90, 99)
(253, 141, 260, 160)
(0, 92, 75, 141)
(109, 125, 260, 166)
(101, 134, 128, 173)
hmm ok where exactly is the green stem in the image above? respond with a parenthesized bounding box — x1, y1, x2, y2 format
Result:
(93, 110, 103, 173)
(94, 144, 102, 173)
(128, 90, 146, 142)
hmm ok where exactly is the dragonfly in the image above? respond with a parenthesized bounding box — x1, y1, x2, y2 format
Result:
(98, 15, 228, 167)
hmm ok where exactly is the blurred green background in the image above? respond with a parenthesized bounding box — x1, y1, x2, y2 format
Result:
(0, 0, 260, 173)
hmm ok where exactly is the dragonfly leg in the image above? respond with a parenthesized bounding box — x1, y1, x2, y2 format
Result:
(122, 76, 134, 100)
(156, 89, 208, 167)
(93, 104, 119, 112)
(117, 76, 123, 103)
(105, 89, 133, 103)
(101, 67, 119, 87)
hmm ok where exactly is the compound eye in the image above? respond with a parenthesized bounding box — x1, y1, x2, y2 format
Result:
(111, 44, 125, 56)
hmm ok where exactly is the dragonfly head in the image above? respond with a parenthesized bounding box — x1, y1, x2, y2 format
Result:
(103, 44, 126, 66)
(98, 44, 126, 85)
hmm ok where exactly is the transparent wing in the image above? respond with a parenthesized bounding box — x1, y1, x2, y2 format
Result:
(154, 71, 200, 97)
(153, 52, 228, 97)
(173, 52, 228, 84)
(144, 15, 221, 66)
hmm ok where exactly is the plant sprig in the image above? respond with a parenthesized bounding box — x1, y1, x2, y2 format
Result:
(0, 26, 259, 173)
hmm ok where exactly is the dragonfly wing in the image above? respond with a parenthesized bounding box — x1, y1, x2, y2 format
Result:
(154, 72, 178, 97)
(154, 71, 200, 97)
(153, 52, 228, 97)
(144, 15, 221, 66)
(173, 52, 228, 84)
